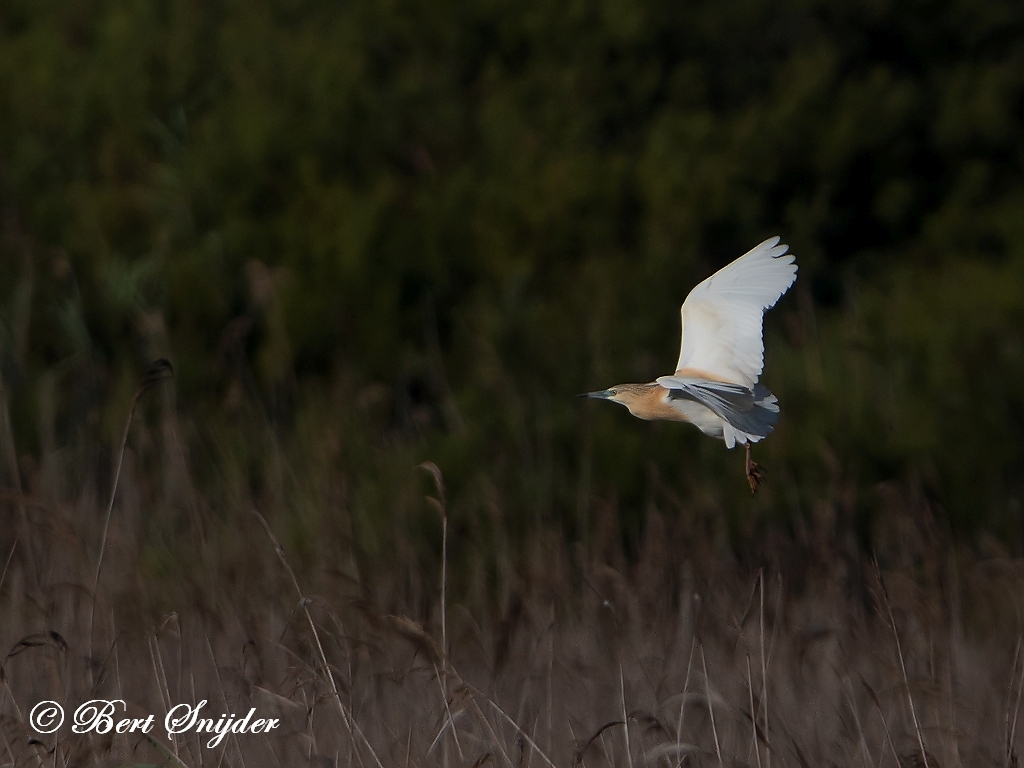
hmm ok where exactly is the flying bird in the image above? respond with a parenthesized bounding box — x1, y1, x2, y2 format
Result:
(584, 237, 797, 493)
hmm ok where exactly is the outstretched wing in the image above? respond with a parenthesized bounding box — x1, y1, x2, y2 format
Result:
(674, 237, 796, 388)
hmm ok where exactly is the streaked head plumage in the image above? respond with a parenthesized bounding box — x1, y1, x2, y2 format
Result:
(582, 383, 656, 407)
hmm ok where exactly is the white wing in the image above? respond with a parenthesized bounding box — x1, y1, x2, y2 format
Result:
(674, 237, 796, 388)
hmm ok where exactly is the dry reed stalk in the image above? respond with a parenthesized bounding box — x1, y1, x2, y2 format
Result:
(421, 462, 471, 762)
(700, 644, 723, 768)
(439, 649, 529, 761)
(457, 675, 556, 768)
(89, 359, 173, 687)
(0, 729, 17, 767)
(863, 676, 901, 768)
(1007, 636, 1024, 767)
(429, 659, 464, 759)
(147, 634, 169, 715)
(0, 538, 16, 596)
(466, 691, 514, 768)
(676, 637, 696, 755)
(547, 601, 554, 759)
(758, 571, 770, 768)
(417, 469, 548, 768)
(944, 653, 962, 768)
(1007, 638, 1022, 757)
(252, 509, 384, 768)
(620, 660, 634, 768)
(840, 676, 873, 768)
(747, 655, 762, 768)
(143, 733, 191, 768)
(0, 376, 36, 588)
(418, 463, 448, 658)
(203, 633, 251, 768)
(149, 632, 180, 762)
(110, 609, 122, 700)
(874, 564, 931, 768)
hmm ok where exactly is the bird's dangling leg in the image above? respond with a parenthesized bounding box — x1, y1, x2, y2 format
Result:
(745, 443, 766, 495)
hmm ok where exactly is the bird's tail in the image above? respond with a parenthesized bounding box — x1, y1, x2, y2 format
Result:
(717, 384, 779, 448)
(664, 378, 780, 449)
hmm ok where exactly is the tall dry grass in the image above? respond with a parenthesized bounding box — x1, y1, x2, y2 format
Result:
(0, 365, 1021, 767)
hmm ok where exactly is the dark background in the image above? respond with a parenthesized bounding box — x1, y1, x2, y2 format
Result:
(2, 0, 1024, 592)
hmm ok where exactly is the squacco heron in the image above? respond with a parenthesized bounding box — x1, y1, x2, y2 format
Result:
(585, 237, 797, 493)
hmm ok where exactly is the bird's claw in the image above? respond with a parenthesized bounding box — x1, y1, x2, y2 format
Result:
(744, 444, 766, 494)
(746, 461, 766, 494)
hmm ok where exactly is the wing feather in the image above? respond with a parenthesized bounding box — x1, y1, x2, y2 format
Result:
(674, 237, 797, 387)
(655, 375, 781, 447)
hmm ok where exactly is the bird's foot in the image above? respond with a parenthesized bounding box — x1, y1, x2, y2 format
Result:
(745, 461, 766, 494)
(744, 443, 766, 494)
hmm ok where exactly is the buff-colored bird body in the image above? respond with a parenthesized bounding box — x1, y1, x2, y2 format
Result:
(585, 237, 797, 490)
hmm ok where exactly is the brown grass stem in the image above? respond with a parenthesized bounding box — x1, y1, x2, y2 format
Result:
(700, 644, 724, 768)
(759, 571, 770, 768)
(547, 601, 555, 757)
(1007, 635, 1024, 767)
(466, 692, 514, 768)
(430, 659, 464, 759)
(746, 654, 762, 768)
(840, 676, 873, 768)
(875, 564, 930, 768)
(144, 733, 191, 768)
(1006, 637, 1022, 755)
(88, 359, 172, 689)
(418, 462, 448, 661)
(0, 377, 36, 588)
(421, 461, 465, 762)
(0, 537, 16, 596)
(620, 659, 634, 768)
(676, 637, 696, 753)
(252, 509, 384, 768)
(461, 679, 556, 768)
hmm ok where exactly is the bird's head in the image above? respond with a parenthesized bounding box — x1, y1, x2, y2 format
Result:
(580, 383, 649, 410)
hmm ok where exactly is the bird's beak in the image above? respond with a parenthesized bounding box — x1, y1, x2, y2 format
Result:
(579, 390, 614, 400)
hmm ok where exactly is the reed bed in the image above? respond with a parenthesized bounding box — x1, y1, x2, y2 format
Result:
(0, 370, 1019, 768)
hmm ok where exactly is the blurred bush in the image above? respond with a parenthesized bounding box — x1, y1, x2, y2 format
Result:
(1, 0, 1023, 574)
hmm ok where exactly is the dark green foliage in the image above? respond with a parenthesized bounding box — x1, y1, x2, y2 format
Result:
(2, 0, 1024, 566)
